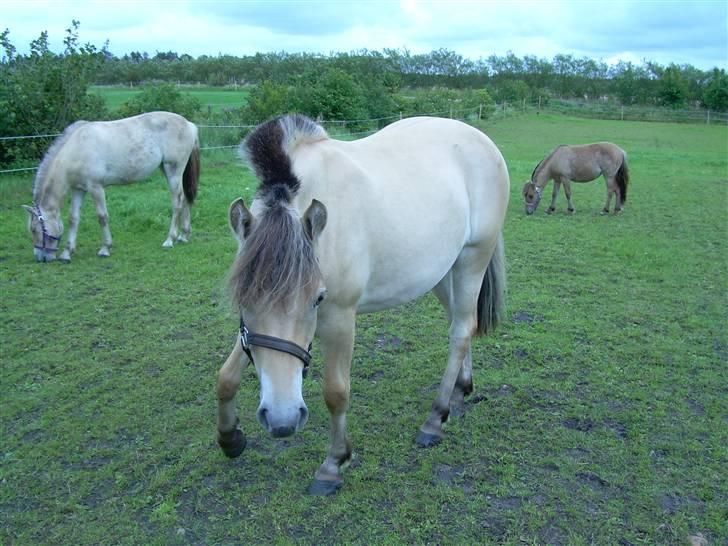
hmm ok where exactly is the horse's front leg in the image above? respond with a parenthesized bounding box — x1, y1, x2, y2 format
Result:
(59, 189, 85, 262)
(217, 338, 248, 458)
(309, 308, 355, 496)
(547, 179, 561, 213)
(89, 186, 112, 257)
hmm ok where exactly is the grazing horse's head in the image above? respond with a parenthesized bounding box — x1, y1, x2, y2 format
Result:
(522, 181, 542, 215)
(22, 204, 63, 262)
(228, 195, 328, 438)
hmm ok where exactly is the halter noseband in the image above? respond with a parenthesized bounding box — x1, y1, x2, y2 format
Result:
(32, 204, 61, 252)
(239, 317, 312, 378)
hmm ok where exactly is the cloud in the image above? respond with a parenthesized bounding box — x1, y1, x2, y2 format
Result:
(2, 0, 726, 69)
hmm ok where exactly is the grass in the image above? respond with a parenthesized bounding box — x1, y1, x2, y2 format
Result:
(1, 113, 727, 545)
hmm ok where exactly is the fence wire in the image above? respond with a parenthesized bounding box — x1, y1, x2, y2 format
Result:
(1, 102, 725, 175)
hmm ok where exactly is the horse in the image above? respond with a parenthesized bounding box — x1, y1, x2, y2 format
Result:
(216, 114, 510, 495)
(23, 111, 200, 262)
(522, 142, 629, 215)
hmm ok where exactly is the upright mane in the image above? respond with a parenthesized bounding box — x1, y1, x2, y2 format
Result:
(33, 120, 88, 201)
(230, 115, 328, 311)
(531, 144, 566, 182)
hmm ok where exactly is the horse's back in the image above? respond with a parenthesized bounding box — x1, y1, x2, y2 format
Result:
(60, 112, 197, 184)
(292, 117, 509, 312)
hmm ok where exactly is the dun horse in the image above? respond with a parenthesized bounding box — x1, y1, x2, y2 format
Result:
(24, 111, 200, 262)
(216, 115, 510, 495)
(522, 142, 628, 215)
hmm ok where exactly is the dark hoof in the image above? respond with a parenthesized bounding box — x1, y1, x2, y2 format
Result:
(218, 428, 246, 458)
(416, 431, 442, 448)
(449, 405, 466, 418)
(308, 479, 342, 496)
(567, 208, 575, 213)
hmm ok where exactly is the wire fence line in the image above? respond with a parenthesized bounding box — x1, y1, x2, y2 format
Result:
(2, 101, 725, 176)
(0, 106, 483, 175)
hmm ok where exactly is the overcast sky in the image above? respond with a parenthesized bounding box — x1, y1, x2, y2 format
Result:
(3, 1, 727, 70)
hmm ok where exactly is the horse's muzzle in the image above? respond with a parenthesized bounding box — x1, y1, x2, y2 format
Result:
(33, 248, 57, 262)
(257, 404, 309, 437)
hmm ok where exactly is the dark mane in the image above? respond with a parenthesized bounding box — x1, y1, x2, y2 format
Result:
(239, 114, 327, 204)
(230, 115, 328, 310)
(531, 144, 566, 182)
(33, 120, 88, 201)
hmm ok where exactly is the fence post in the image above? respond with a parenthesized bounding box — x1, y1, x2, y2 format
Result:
(479, 104, 482, 119)
(538, 96, 541, 111)
(707, 110, 710, 124)
(399, 111, 402, 120)
(621, 105, 624, 121)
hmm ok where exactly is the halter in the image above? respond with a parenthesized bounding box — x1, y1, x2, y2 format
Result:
(32, 204, 61, 253)
(239, 316, 312, 378)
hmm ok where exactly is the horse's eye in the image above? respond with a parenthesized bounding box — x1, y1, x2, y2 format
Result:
(313, 291, 326, 307)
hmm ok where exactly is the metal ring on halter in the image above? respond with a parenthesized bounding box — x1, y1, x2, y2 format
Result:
(239, 317, 313, 378)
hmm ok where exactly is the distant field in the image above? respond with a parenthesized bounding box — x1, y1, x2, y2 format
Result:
(90, 85, 251, 114)
(1, 114, 726, 545)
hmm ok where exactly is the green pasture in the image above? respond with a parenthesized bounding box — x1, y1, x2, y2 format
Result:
(90, 85, 250, 114)
(1, 114, 726, 545)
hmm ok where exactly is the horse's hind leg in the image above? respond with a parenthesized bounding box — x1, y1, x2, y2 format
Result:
(216, 338, 248, 458)
(59, 189, 85, 262)
(603, 176, 618, 214)
(563, 180, 575, 213)
(162, 167, 185, 248)
(178, 201, 191, 243)
(89, 186, 113, 257)
(432, 276, 473, 418)
(417, 247, 487, 447)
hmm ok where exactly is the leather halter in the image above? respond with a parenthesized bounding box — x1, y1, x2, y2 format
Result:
(32, 204, 61, 252)
(239, 317, 312, 378)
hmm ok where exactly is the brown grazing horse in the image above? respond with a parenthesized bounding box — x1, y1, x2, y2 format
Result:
(522, 142, 629, 215)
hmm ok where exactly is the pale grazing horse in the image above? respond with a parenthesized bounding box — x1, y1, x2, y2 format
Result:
(522, 142, 629, 215)
(216, 115, 510, 495)
(24, 111, 200, 262)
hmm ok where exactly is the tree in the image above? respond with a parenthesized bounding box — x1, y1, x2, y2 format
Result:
(702, 68, 728, 111)
(0, 21, 108, 166)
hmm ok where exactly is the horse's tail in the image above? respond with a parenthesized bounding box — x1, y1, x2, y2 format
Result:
(183, 136, 200, 205)
(476, 233, 506, 336)
(616, 151, 629, 204)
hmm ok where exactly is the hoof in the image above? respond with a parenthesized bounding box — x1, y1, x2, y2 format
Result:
(176, 234, 189, 243)
(97, 249, 110, 258)
(308, 479, 342, 496)
(162, 240, 174, 249)
(416, 431, 442, 448)
(567, 208, 575, 214)
(218, 428, 246, 458)
(546, 208, 555, 214)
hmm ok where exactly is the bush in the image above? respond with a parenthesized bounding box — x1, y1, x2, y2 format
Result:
(117, 83, 201, 120)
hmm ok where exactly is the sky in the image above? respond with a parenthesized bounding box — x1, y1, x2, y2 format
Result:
(2, 0, 727, 71)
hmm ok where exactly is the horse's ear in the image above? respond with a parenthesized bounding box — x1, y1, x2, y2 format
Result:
(228, 198, 253, 241)
(21, 205, 36, 216)
(302, 199, 327, 243)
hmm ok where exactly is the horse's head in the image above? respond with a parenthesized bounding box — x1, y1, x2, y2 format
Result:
(228, 196, 328, 438)
(22, 204, 63, 262)
(522, 181, 542, 215)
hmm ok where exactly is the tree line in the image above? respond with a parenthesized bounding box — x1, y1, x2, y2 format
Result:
(2, 22, 727, 167)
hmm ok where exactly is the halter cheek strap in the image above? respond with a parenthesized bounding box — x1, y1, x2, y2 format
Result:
(32, 204, 61, 252)
(239, 317, 312, 378)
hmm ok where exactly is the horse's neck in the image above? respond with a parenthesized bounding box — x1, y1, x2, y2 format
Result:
(34, 170, 67, 212)
(533, 160, 553, 186)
